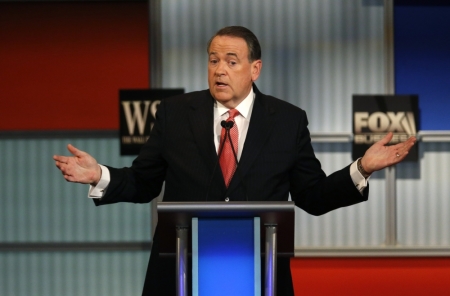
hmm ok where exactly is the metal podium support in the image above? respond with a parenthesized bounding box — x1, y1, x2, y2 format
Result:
(265, 224, 277, 296)
(176, 226, 188, 296)
(158, 202, 294, 296)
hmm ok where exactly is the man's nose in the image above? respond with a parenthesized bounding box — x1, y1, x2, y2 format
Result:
(215, 61, 226, 76)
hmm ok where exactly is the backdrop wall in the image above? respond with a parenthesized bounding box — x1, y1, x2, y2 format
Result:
(1, 1, 450, 295)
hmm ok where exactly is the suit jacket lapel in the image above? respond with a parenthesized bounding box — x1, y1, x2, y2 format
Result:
(188, 91, 228, 197)
(227, 86, 276, 194)
(188, 91, 218, 171)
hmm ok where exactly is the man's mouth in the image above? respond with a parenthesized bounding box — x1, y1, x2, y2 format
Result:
(216, 82, 228, 87)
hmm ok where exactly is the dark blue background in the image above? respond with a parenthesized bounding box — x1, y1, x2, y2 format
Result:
(394, 0, 450, 130)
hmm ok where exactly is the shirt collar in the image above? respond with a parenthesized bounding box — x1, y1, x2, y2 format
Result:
(215, 87, 255, 119)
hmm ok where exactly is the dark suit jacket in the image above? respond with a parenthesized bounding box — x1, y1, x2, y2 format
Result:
(95, 84, 368, 295)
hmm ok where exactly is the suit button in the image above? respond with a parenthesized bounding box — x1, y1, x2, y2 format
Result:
(225, 197, 230, 202)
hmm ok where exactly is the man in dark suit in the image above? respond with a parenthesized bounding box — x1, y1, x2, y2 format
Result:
(54, 26, 416, 295)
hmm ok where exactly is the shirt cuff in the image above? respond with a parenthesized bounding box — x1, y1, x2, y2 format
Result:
(350, 158, 369, 194)
(88, 164, 110, 198)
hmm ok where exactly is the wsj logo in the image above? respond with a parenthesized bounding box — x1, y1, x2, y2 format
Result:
(121, 100, 161, 144)
(354, 112, 416, 144)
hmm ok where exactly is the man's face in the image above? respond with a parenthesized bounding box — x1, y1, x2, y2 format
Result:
(208, 36, 262, 108)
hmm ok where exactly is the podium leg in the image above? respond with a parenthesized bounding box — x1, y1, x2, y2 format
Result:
(265, 224, 277, 296)
(176, 226, 188, 296)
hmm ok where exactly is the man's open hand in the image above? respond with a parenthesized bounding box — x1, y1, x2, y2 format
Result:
(360, 132, 417, 174)
(53, 144, 101, 185)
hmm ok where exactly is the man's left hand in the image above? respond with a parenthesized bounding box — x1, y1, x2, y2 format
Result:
(361, 132, 417, 174)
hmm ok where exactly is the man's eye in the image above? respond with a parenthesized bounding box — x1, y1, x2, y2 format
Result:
(210, 60, 218, 64)
(229, 61, 237, 66)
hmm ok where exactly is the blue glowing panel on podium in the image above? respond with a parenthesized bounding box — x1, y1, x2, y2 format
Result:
(192, 218, 260, 296)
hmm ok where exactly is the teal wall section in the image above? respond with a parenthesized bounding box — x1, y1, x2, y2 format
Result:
(0, 135, 151, 296)
(0, 251, 148, 296)
(1, 136, 150, 242)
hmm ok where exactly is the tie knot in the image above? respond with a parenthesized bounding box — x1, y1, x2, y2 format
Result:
(228, 109, 239, 120)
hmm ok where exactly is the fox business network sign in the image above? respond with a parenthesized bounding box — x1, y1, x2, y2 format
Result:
(352, 95, 419, 162)
(119, 89, 184, 155)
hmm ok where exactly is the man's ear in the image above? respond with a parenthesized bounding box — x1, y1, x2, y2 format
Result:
(251, 60, 262, 81)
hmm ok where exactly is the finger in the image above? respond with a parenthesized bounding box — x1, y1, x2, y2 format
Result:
(67, 144, 85, 157)
(57, 163, 70, 175)
(407, 136, 417, 145)
(61, 167, 75, 179)
(394, 150, 409, 163)
(396, 137, 417, 155)
(401, 136, 416, 147)
(55, 161, 63, 170)
(63, 172, 85, 183)
(63, 174, 76, 182)
(377, 132, 393, 146)
(392, 143, 414, 160)
(55, 160, 70, 172)
(53, 155, 69, 163)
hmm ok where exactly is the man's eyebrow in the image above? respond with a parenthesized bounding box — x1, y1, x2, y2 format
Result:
(209, 52, 239, 59)
(226, 52, 239, 59)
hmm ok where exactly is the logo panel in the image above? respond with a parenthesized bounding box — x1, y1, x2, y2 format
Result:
(119, 89, 184, 155)
(352, 95, 419, 161)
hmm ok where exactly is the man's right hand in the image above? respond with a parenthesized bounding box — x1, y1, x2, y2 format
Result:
(53, 144, 101, 186)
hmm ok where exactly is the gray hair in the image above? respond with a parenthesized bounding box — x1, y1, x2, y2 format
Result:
(207, 26, 261, 62)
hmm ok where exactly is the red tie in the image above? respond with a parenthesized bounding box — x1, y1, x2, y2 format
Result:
(219, 109, 239, 187)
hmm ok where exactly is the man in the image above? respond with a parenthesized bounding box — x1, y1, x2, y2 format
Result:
(54, 26, 416, 295)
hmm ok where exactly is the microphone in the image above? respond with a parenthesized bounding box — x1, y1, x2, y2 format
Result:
(221, 120, 234, 129)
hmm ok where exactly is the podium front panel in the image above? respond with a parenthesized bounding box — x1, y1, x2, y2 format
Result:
(192, 218, 261, 296)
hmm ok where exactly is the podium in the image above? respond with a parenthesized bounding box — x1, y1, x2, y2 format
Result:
(157, 201, 295, 296)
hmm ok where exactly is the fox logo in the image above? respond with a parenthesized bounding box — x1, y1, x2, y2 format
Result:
(354, 112, 416, 144)
(354, 112, 416, 134)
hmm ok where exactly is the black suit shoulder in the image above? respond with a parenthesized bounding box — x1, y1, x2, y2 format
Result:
(162, 89, 212, 109)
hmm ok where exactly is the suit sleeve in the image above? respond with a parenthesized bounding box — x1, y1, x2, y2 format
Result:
(94, 99, 168, 206)
(289, 110, 368, 216)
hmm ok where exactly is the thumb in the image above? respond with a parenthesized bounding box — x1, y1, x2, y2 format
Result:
(67, 144, 85, 157)
(377, 132, 393, 146)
